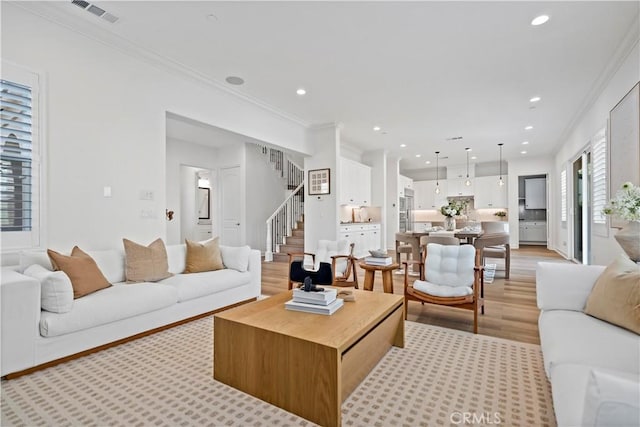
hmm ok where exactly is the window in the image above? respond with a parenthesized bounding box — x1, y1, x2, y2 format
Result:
(560, 169, 567, 223)
(591, 127, 607, 233)
(1, 64, 41, 250)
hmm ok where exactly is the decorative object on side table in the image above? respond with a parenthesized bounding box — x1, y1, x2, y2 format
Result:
(603, 182, 640, 262)
(440, 200, 467, 231)
(494, 211, 507, 221)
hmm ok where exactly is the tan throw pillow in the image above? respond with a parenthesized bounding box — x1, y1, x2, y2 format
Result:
(47, 246, 111, 299)
(123, 238, 173, 283)
(184, 238, 224, 273)
(584, 255, 640, 334)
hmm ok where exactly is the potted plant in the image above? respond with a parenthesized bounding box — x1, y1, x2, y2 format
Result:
(603, 182, 640, 262)
(440, 200, 467, 231)
(494, 211, 507, 221)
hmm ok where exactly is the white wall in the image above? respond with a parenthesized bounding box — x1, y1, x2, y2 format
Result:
(1, 4, 308, 252)
(386, 157, 401, 249)
(304, 125, 340, 251)
(553, 34, 640, 265)
(245, 144, 290, 252)
(166, 138, 218, 245)
(362, 150, 388, 249)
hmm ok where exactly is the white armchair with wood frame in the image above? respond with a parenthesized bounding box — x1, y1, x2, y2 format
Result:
(287, 240, 358, 290)
(404, 243, 484, 333)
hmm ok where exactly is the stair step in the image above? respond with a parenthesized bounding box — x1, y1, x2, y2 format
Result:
(296, 221, 304, 229)
(279, 243, 304, 254)
(285, 236, 304, 245)
(292, 229, 305, 237)
(272, 253, 291, 263)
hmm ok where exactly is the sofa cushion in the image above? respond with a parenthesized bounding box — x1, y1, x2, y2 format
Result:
(582, 368, 640, 427)
(584, 255, 640, 334)
(550, 364, 640, 427)
(539, 310, 640, 377)
(23, 264, 74, 313)
(123, 238, 173, 283)
(47, 247, 111, 298)
(84, 249, 126, 284)
(39, 283, 178, 337)
(220, 245, 251, 272)
(184, 238, 224, 273)
(159, 269, 251, 302)
(166, 244, 187, 274)
(19, 250, 53, 272)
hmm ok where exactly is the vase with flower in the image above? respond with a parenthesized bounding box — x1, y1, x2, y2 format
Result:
(603, 182, 640, 262)
(440, 200, 466, 231)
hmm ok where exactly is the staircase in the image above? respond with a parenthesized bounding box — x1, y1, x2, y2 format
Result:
(253, 144, 305, 262)
(272, 217, 304, 262)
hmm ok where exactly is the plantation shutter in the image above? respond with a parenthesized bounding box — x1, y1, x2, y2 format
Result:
(1, 79, 33, 231)
(591, 128, 607, 225)
(560, 169, 567, 223)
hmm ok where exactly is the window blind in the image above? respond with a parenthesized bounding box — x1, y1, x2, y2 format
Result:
(591, 128, 607, 225)
(1, 79, 33, 232)
(561, 169, 567, 222)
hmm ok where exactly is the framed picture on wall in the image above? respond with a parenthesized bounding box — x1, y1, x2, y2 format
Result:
(609, 82, 640, 228)
(308, 168, 330, 195)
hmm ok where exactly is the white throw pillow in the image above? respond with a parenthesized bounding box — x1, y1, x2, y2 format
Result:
(23, 264, 74, 313)
(582, 369, 640, 427)
(220, 245, 251, 272)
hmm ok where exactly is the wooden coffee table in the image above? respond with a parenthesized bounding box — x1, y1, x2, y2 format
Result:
(214, 289, 404, 427)
(359, 261, 400, 293)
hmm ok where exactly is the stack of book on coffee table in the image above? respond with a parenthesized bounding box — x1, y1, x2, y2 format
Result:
(285, 288, 344, 315)
(364, 255, 393, 266)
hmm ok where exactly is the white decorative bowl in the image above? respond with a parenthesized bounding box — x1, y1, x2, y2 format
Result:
(369, 249, 388, 258)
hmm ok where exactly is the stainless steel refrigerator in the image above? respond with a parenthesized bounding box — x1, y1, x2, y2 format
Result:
(399, 188, 414, 232)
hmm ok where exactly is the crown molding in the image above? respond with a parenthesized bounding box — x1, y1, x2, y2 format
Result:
(553, 14, 640, 154)
(11, 1, 311, 129)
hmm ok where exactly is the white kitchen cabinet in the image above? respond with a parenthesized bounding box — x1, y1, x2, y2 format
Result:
(519, 221, 547, 244)
(525, 178, 546, 209)
(474, 175, 508, 208)
(339, 223, 381, 257)
(340, 158, 372, 206)
(446, 178, 474, 197)
(414, 180, 448, 210)
(398, 175, 413, 197)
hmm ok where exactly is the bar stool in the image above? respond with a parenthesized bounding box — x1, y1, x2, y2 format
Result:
(395, 233, 414, 272)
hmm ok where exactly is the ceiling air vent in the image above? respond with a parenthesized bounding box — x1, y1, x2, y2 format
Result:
(71, 0, 90, 9)
(70, 0, 119, 23)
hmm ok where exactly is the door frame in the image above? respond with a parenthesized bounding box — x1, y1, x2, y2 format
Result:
(568, 147, 591, 264)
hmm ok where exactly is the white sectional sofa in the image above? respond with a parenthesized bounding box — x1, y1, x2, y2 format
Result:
(1, 243, 261, 378)
(536, 262, 640, 427)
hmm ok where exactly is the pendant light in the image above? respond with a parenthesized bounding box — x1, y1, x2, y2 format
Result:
(498, 143, 505, 186)
(465, 148, 472, 186)
(435, 151, 441, 194)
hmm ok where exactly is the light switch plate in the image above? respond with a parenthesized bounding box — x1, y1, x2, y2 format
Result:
(103, 186, 112, 198)
(140, 190, 154, 201)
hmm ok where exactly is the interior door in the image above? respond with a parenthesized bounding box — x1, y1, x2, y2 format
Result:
(572, 152, 591, 264)
(221, 166, 241, 246)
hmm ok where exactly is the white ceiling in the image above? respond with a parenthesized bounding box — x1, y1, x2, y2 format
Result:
(24, 1, 640, 170)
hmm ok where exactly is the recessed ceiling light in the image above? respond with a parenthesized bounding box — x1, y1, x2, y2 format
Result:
(206, 13, 218, 21)
(521, 150, 528, 154)
(415, 154, 421, 158)
(225, 76, 244, 85)
(425, 160, 431, 164)
(296, 88, 306, 96)
(471, 156, 477, 160)
(373, 126, 381, 131)
(529, 96, 541, 103)
(525, 125, 533, 130)
(465, 148, 472, 152)
(400, 144, 407, 148)
(531, 15, 549, 26)
(522, 141, 529, 145)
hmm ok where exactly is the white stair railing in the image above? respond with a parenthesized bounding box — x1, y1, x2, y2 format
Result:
(265, 181, 304, 262)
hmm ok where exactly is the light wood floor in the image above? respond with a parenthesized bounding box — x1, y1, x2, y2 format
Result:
(262, 246, 571, 344)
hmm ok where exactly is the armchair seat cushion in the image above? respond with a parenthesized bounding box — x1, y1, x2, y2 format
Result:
(413, 280, 473, 297)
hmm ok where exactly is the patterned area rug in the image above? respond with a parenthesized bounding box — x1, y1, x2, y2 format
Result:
(1, 317, 555, 427)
